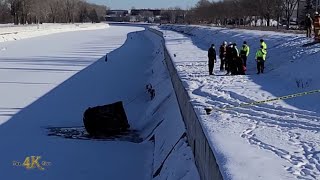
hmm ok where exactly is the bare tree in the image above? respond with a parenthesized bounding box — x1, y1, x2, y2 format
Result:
(240, 0, 259, 26)
(8, 0, 20, 24)
(180, 0, 295, 29)
(48, 0, 61, 23)
(284, 0, 299, 29)
(1, 0, 107, 24)
(0, 0, 11, 23)
(274, 0, 285, 29)
(78, 0, 89, 23)
(30, 0, 50, 24)
(89, 3, 107, 22)
(192, 0, 211, 23)
(62, 0, 77, 23)
(258, 0, 276, 26)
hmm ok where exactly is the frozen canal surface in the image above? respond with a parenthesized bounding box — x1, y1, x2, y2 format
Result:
(0, 26, 154, 180)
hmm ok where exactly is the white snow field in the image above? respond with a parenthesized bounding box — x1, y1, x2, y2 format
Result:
(158, 25, 320, 180)
(0, 25, 199, 180)
(0, 23, 109, 43)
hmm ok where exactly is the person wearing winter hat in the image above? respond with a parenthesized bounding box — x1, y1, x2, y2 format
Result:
(219, 41, 227, 71)
(208, 44, 217, 75)
(231, 43, 241, 75)
(255, 45, 267, 74)
(306, 13, 313, 38)
(240, 41, 250, 67)
(225, 42, 233, 75)
(314, 12, 320, 41)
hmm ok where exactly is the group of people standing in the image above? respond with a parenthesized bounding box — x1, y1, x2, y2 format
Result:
(305, 12, 320, 40)
(208, 39, 267, 75)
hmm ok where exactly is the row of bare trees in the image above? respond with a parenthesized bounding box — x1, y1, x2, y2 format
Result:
(186, 0, 307, 29)
(160, 7, 186, 24)
(0, 0, 107, 24)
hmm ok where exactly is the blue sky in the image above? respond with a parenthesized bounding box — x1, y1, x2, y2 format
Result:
(88, 0, 199, 10)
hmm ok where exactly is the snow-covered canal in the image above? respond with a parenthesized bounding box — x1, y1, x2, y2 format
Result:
(0, 26, 153, 179)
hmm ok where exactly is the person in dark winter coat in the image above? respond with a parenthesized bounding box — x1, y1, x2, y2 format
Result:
(219, 41, 227, 71)
(225, 42, 233, 75)
(306, 13, 313, 38)
(208, 44, 217, 75)
(231, 43, 242, 75)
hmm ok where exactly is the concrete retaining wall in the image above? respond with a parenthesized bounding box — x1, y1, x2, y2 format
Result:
(148, 28, 223, 180)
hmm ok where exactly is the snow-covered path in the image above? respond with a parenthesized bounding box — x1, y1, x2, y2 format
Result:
(159, 25, 320, 180)
(0, 26, 153, 179)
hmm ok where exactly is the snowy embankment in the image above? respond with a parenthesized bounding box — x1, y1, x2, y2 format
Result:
(0, 25, 199, 179)
(158, 25, 320, 179)
(0, 23, 109, 43)
(143, 29, 200, 180)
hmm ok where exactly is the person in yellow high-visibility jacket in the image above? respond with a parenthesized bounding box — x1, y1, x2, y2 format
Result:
(240, 41, 250, 71)
(240, 41, 250, 67)
(260, 39, 267, 50)
(256, 45, 267, 74)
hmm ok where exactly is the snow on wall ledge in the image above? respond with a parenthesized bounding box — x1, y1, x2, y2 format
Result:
(148, 27, 223, 180)
(0, 23, 109, 42)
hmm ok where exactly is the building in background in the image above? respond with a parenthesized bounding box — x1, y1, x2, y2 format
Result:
(130, 9, 161, 23)
(106, 10, 129, 22)
(105, 9, 186, 24)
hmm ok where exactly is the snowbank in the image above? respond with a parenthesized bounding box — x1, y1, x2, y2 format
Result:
(158, 25, 320, 180)
(0, 23, 109, 42)
(149, 27, 223, 180)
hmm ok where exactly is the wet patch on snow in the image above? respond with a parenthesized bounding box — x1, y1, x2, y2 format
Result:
(46, 126, 143, 143)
